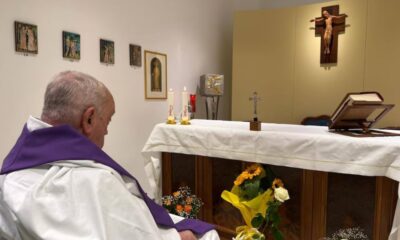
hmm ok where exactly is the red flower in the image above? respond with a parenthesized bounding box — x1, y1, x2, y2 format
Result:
(176, 204, 183, 213)
(184, 205, 192, 214)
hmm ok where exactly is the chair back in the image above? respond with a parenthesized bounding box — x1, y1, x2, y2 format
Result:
(301, 115, 331, 126)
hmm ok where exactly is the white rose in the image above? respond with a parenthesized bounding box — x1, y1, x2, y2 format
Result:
(274, 187, 290, 202)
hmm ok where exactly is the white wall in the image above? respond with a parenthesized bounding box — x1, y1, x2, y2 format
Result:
(0, 0, 233, 193)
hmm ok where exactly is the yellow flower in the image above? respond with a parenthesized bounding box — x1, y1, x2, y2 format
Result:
(234, 175, 245, 186)
(272, 178, 284, 189)
(241, 171, 250, 179)
(246, 164, 262, 178)
(186, 196, 193, 205)
(173, 191, 181, 198)
(234, 164, 264, 186)
(234, 226, 265, 240)
(163, 198, 172, 206)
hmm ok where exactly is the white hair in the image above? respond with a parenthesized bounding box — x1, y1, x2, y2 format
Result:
(41, 71, 110, 126)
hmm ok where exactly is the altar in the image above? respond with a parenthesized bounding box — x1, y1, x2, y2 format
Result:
(142, 120, 400, 240)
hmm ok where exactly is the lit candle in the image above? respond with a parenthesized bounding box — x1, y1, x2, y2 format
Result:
(181, 86, 189, 121)
(166, 89, 175, 124)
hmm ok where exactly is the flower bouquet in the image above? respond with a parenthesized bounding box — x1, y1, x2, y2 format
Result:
(162, 186, 203, 219)
(322, 227, 368, 240)
(221, 164, 290, 240)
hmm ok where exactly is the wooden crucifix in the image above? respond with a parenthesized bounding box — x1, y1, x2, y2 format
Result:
(311, 5, 348, 64)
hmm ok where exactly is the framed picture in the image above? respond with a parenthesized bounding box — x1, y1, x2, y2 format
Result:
(129, 44, 142, 67)
(144, 50, 167, 99)
(62, 31, 80, 60)
(100, 39, 114, 64)
(15, 21, 38, 54)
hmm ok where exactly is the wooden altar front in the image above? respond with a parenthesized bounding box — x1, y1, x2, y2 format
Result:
(161, 153, 398, 240)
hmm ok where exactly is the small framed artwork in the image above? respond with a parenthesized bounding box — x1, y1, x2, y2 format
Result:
(100, 39, 114, 64)
(129, 44, 142, 67)
(15, 21, 38, 54)
(144, 50, 167, 99)
(62, 31, 80, 60)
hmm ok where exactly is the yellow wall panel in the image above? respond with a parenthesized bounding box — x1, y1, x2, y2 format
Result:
(232, 0, 400, 127)
(364, 0, 400, 127)
(232, 9, 296, 123)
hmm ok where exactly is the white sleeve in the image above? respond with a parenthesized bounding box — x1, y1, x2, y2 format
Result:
(168, 214, 220, 240)
(3, 166, 166, 240)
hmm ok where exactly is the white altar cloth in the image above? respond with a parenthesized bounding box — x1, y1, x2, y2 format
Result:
(142, 120, 400, 193)
(142, 120, 400, 239)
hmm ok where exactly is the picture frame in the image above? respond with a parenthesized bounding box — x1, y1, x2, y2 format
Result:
(62, 31, 80, 60)
(144, 50, 167, 99)
(100, 39, 114, 64)
(129, 44, 142, 67)
(15, 21, 38, 54)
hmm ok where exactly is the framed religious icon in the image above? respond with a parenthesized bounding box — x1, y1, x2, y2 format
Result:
(144, 50, 167, 99)
(129, 44, 142, 67)
(100, 39, 114, 64)
(14, 21, 38, 54)
(62, 31, 80, 60)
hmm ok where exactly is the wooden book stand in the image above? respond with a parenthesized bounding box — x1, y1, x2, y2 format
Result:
(329, 92, 400, 137)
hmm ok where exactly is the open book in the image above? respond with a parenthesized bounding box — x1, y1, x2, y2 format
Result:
(331, 92, 383, 123)
(329, 92, 398, 137)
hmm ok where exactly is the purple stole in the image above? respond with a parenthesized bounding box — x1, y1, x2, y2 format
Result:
(1, 124, 214, 235)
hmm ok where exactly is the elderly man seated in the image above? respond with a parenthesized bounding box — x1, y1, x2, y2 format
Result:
(0, 71, 219, 240)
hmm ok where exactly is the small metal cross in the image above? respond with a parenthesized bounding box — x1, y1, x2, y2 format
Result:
(249, 91, 261, 121)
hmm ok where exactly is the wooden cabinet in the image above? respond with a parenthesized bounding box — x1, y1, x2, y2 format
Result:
(162, 153, 398, 240)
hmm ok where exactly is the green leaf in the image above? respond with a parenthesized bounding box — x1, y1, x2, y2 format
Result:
(259, 177, 270, 191)
(271, 212, 281, 226)
(252, 233, 266, 240)
(242, 179, 261, 200)
(251, 213, 264, 228)
(264, 212, 270, 226)
(264, 166, 277, 186)
(252, 233, 260, 239)
(272, 228, 283, 240)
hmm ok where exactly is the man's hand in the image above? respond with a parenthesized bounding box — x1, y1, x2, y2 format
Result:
(178, 230, 197, 240)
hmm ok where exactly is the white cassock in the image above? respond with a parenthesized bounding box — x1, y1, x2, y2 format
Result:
(0, 116, 219, 240)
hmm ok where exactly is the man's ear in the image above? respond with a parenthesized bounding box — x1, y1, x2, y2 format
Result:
(81, 106, 96, 136)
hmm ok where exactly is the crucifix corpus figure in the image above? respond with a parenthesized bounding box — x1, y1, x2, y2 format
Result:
(249, 91, 261, 122)
(310, 5, 347, 64)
